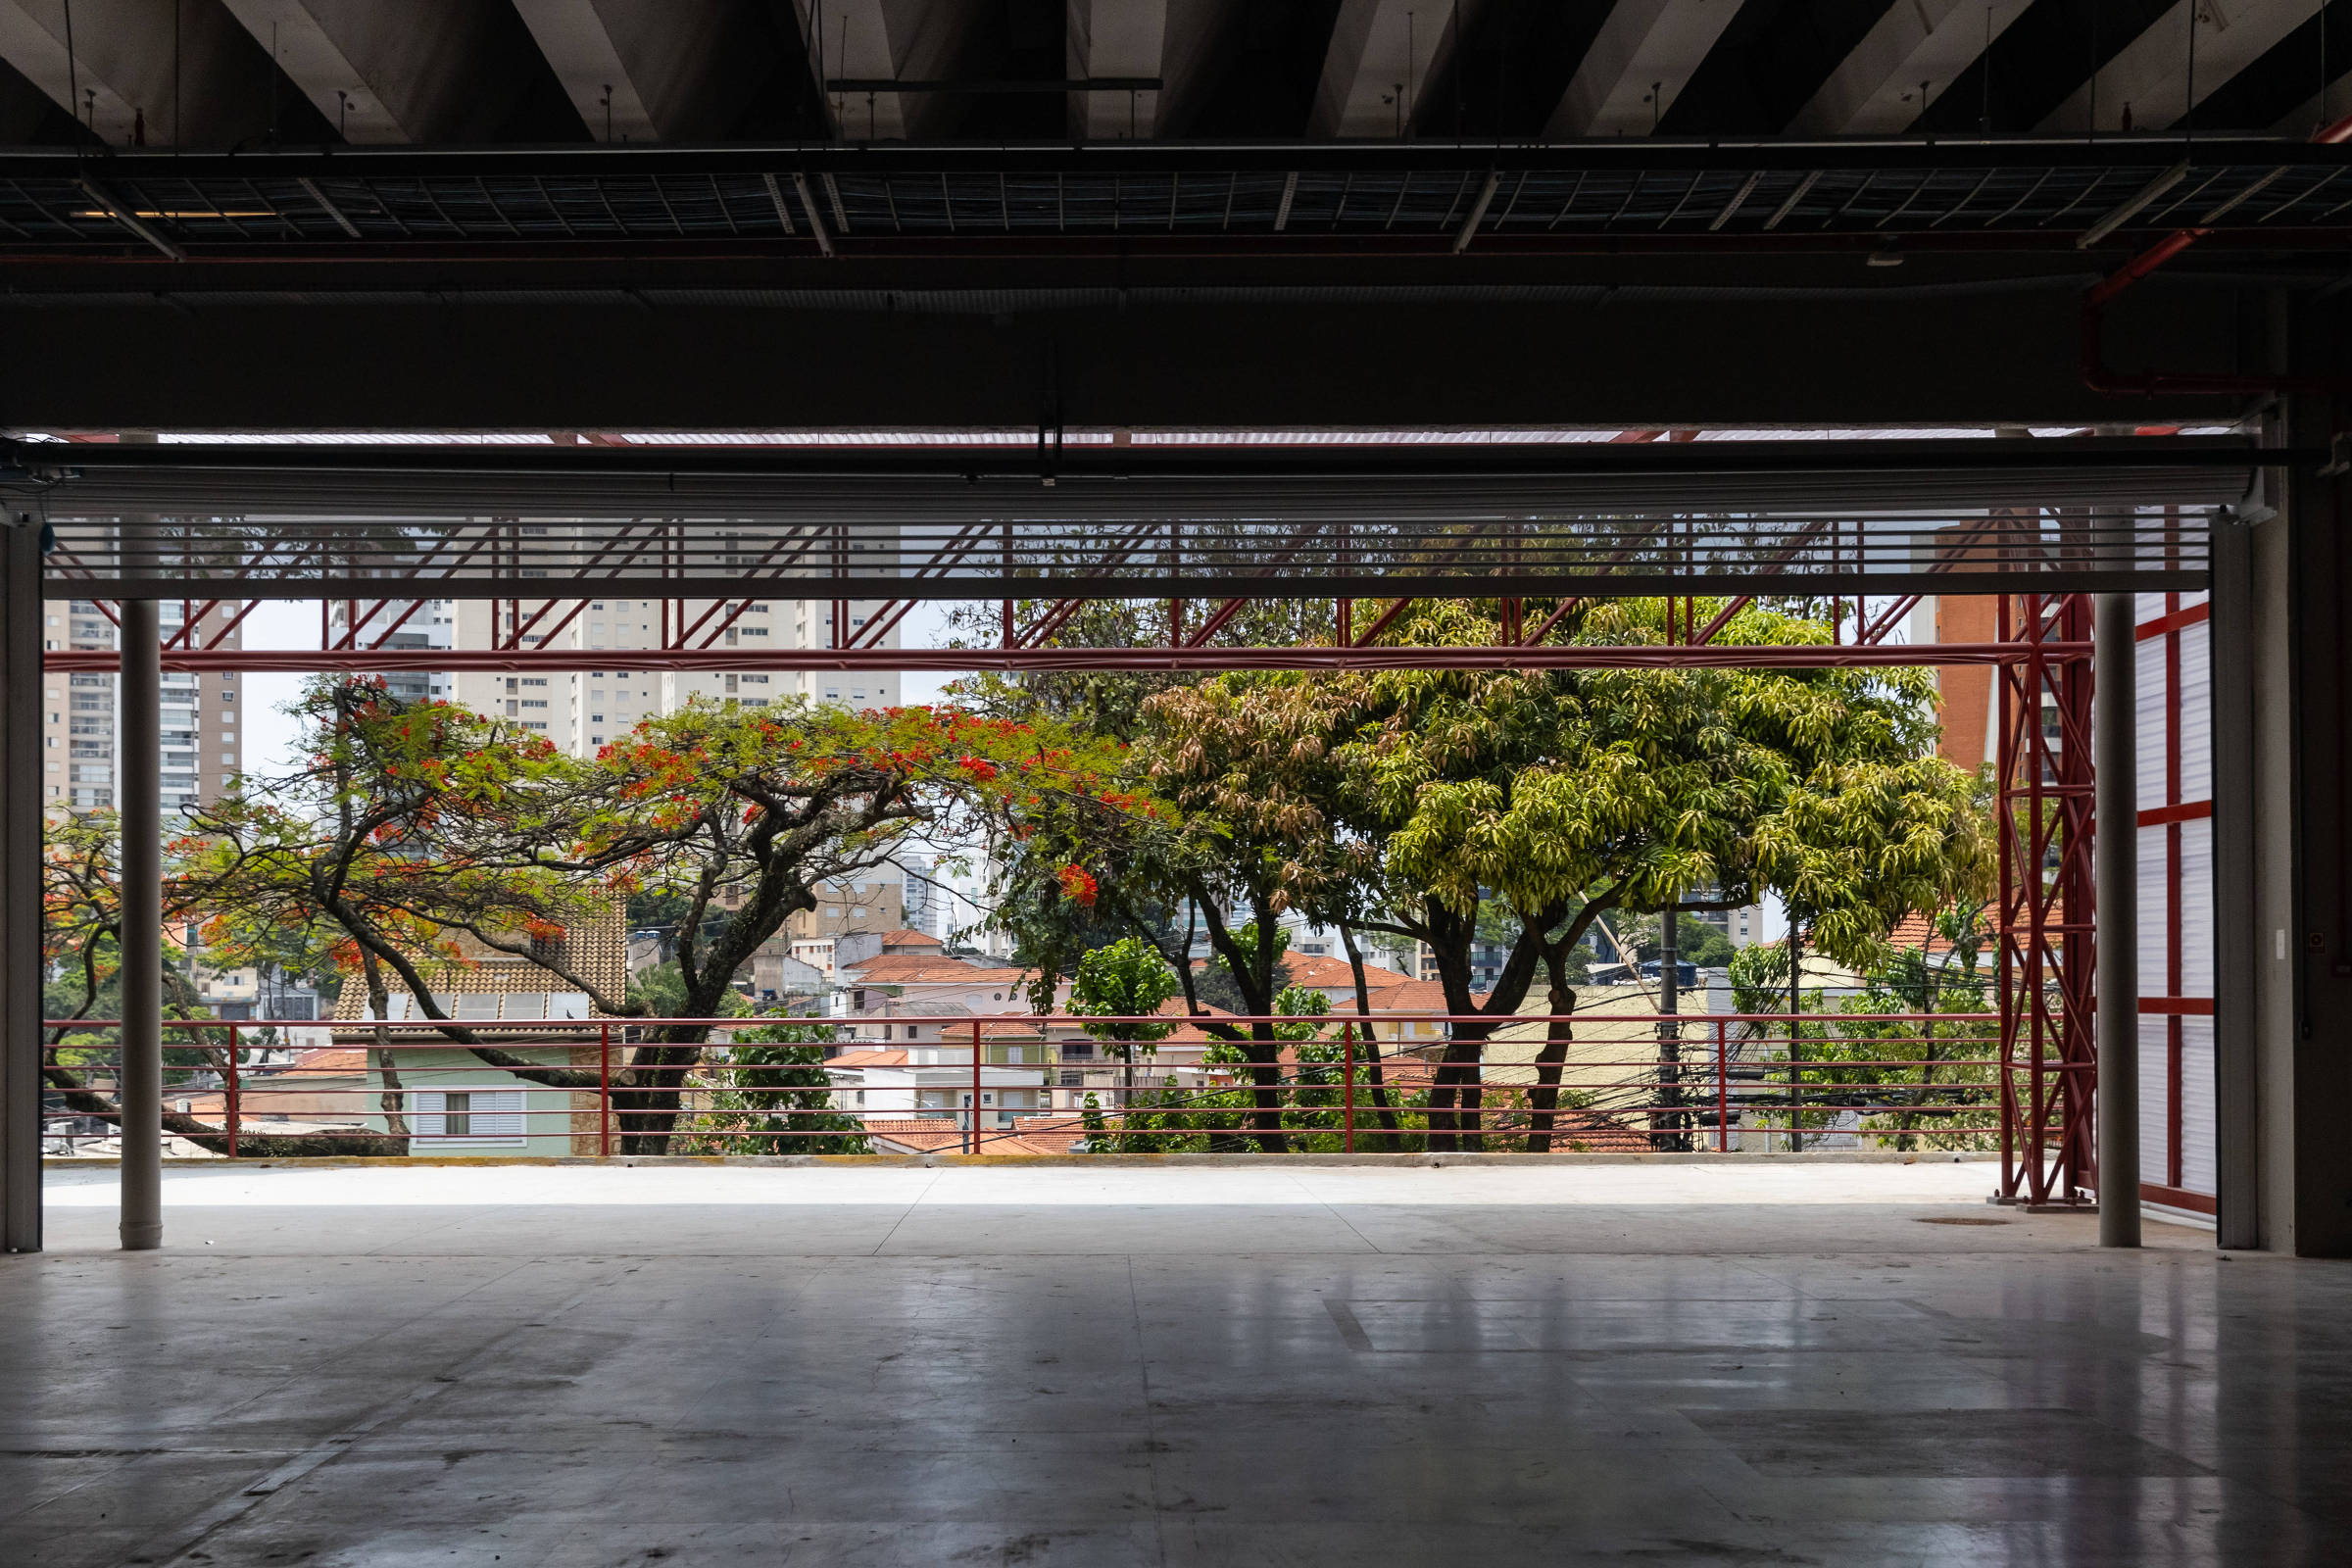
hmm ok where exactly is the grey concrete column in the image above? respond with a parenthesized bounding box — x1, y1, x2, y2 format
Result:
(2210, 515, 2260, 1250)
(1, 518, 43, 1252)
(2095, 591, 2141, 1249)
(119, 585, 161, 1251)
(117, 461, 164, 1252)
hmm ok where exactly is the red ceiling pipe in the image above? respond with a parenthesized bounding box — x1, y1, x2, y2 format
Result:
(2081, 115, 2352, 399)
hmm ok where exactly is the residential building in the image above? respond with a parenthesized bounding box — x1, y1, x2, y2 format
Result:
(785, 869, 907, 947)
(321, 900, 632, 1157)
(44, 599, 244, 815)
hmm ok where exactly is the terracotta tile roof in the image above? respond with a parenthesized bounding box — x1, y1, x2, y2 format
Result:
(274, 1047, 369, 1076)
(1885, 912, 1959, 955)
(877, 928, 946, 950)
(1357, 979, 1464, 1013)
(1281, 953, 1416, 990)
(822, 1050, 911, 1069)
(331, 899, 629, 1022)
(845, 955, 1035, 986)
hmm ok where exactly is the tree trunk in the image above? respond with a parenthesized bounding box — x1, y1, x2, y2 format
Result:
(1426, 1030, 1490, 1153)
(42, 1064, 409, 1157)
(1245, 1031, 1288, 1153)
(362, 951, 412, 1142)
(1338, 921, 1402, 1150)
(1526, 962, 1578, 1153)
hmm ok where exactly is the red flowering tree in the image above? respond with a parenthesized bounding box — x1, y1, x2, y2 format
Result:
(537, 698, 1113, 1151)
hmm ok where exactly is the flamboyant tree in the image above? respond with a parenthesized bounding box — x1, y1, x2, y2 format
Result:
(34, 808, 390, 1156)
(539, 698, 1114, 1149)
(179, 678, 1118, 1154)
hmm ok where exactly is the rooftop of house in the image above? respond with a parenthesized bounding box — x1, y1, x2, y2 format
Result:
(841, 954, 1036, 987)
(331, 900, 629, 1023)
(1279, 953, 1417, 991)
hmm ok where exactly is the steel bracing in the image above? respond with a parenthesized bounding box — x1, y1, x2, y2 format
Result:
(9, 436, 2259, 602)
(15, 432, 2224, 1188)
(1997, 592, 2098, 1205)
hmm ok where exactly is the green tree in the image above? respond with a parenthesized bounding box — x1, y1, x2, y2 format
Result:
(34, 808, 318, 1154)
(184, 678, 605, 1152)
(671, 1021, 873, 1155)
(1068, 935, 1181, 1109)
(1097, 597, 1987, 1153)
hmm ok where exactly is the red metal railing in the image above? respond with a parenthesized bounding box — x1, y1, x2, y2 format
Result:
(39, 1010, 2004, 1158)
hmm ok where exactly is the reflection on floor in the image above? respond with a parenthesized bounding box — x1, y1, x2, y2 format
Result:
(6, 1163, 2343, 1566)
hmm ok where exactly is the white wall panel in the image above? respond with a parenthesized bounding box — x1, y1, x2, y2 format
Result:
(2179, 1015, 2216, 1195)
(2177, 619, 2211, 804)
(2138, 1015, 2171, 1187)
(2136, 824, 2169, 981)
(2134, 636, 2170, 814)
(2179, 816, 2214, 997)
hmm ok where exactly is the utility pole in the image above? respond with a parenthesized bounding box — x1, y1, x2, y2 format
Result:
(1657, 905, 1685, 1151)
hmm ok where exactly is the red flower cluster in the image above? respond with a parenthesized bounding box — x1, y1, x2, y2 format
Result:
(1056, 862, 1099, 907)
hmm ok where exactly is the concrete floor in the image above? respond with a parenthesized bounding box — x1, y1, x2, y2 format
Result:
(6, 1161, 2347, 1566)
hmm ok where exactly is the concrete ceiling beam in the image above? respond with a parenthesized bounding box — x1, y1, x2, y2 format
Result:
(2040, 0, 2312, 133)
(1543, 0, 1747, 139)
(509, 0, 657, 142)
(1788, 0, 2028, 135)
(1065, 0, 1165, 140)
(511, 0, 783, 144)
(215, 0, 402, 139)
(789, 0, 999, 141)
(0, 0, 284, 146)
(1308, 0, 1470, 140)
(220, 0, 575, 144)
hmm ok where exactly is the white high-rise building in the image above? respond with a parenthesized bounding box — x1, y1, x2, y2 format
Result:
(43, 598, 244, 817)
(444, 582, 901, 757)
(327, 560, 905, 758)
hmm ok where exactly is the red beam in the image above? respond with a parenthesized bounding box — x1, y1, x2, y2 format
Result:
(45, 641, 2082, 677)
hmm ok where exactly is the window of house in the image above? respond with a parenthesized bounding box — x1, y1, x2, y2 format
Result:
(411, 1089, 524, 1144)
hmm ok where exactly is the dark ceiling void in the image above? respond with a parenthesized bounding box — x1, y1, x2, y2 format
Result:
(1410, 0, 1608, 141)
(2193, 4, 2352, 136)
(937, 0, 1071, 139)
(1163, 0, 1343, 138)
(0, 56, 94, 147)
(1658, 0, 1888, 137)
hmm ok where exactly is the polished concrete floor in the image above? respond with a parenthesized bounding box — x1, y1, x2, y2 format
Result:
(6, 1162, 2348, 1566)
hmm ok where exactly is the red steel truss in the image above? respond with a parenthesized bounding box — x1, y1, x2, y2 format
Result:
(44, 580, 2110, 1181)
(1996, 591, 2098, 1204)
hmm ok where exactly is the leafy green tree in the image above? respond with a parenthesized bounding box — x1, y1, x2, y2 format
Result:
(1077, 597, 1986, 1152)
(34, 808, 320, 1154)
(1068, 935, 1181, 1106)
(672, 1021, 872, 1155)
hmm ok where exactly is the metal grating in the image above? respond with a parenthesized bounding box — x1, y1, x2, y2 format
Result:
(4, 140, 2347, 255)
(6, 436, 2252, 598)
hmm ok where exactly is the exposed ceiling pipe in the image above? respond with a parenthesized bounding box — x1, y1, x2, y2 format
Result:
(2080, 113, 2352, 399)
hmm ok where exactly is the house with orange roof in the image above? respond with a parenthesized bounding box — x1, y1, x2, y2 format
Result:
(836, 950, 1066, 1017)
